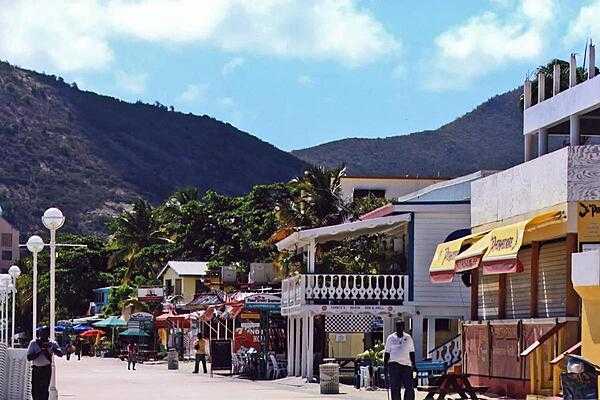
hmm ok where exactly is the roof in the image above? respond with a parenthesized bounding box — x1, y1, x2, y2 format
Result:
(394, 170, 495, 203)
(276, 214, 411, 251)
(342, 175, 450, 181)
(157, 261, 210, 279)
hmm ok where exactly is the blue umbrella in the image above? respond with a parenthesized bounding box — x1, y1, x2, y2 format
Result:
(73, 324, 92, 334)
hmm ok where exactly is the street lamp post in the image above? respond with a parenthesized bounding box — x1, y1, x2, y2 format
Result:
(26, 236, 44, 335)
(8, 265, 21, 347)
(0, 275, 7, 344)
(42, 207, 65, 400)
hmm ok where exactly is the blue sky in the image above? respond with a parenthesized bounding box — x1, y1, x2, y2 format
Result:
(2, 0, 599, 150)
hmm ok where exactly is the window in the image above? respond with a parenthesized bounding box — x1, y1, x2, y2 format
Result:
(435, 319, 450, 331)
(1, 250, 12, 261)
(353, 189, 386, 199)
(1, 233, 11, 248)
(165, 280, 173, 295)
(195, 279, 205, 294)
(174, 279, 182, 296)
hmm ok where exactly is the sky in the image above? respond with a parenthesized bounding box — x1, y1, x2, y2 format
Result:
(1, 0, 599, 151)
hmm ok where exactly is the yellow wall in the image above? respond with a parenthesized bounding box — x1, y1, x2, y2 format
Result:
(574, 286, 600, 365)
(162, 267, 199, 303)
(328, 333, 364, 358)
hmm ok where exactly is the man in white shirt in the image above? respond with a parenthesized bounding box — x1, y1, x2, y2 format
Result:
(384, 320, 415, 400)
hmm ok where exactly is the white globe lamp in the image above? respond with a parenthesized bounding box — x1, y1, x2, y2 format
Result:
(42, 208, 65, 230)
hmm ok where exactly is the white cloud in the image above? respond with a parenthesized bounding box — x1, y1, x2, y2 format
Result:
(222, 57, 245, 76)
(115, 70, 148, 94)
(567, 0, 600, 43)
(297, 75, 314, 86)
(0, 1, 113, 72)
(177, 84, 207, 103)
(427, 0, 556, 90)
(0, 0, 399, 74)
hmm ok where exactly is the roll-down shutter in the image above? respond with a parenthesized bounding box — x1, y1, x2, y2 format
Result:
(478, 274, 499, 320)
(505, 247, 532, 318)
(537, 240, 567, 318)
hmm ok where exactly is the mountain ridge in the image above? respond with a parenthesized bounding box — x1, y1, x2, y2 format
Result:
(292, 88, 525, 177)
(0, 61, 307, 233)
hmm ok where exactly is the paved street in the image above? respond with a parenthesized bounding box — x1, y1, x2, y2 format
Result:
(56, 356, 401, 400)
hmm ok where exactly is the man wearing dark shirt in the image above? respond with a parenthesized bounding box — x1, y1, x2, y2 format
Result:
(27, 328, 63, 400)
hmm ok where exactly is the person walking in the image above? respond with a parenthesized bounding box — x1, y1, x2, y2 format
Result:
(74, 336, 82, 361)
(384, 320, 416, 400)
(127, 341, 138, 370)
(27, 328, 64, 400)
(192, 332, 208, 374)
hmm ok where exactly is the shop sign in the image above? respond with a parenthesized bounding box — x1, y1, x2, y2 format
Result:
(244, 294, 281, 311)
(240, 322, 260, 329)
(578, 201, 600, 245)
(240, 311, 260, 320)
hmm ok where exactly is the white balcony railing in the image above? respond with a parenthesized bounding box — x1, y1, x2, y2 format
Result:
(281, 274, 409, 315)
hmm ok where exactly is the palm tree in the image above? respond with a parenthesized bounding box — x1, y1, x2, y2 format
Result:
(107, 199, 170, 282)
(293, 165, 348, 227)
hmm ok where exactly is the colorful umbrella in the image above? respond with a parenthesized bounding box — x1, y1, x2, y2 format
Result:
(93, 316, 126, 328)
(119, 328, 149, 337)
(79, 329, 105, 338)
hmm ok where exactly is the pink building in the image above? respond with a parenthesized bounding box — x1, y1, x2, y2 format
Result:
(0, 217, 19, 273)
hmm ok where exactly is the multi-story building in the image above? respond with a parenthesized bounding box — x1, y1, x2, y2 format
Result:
(0, 216, 19, 273)
(427, 42, 600, 398)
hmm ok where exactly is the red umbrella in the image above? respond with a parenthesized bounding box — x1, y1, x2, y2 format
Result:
(80, 329, 105, 338)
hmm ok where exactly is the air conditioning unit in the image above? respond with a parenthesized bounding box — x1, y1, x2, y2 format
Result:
(249, 263, 275, 284)
(221, 265, 237, 283)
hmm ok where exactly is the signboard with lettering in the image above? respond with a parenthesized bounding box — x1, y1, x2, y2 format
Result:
(244, 294, 281, 311)
(578, 201, 600, 245)
(137, 287, 164, 302)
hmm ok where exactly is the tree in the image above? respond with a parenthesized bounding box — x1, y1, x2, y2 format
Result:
(107, 199, 171, 282)
(15, 234, 114, 334)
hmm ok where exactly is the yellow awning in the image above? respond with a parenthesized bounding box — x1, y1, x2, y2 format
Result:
(429, 232, 484, 283)
(454, 210, 565, 275)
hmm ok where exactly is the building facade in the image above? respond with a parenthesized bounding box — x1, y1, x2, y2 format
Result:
(339, 176, 447, 202)
(0, 217, 19, 273)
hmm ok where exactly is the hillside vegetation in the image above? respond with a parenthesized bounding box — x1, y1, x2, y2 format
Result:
(0, 62, 306, 233)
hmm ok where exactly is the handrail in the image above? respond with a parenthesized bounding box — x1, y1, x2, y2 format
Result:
(427, 334, 461, 356)
(520, 322, 566, 357)
(550, 342, 581, 365)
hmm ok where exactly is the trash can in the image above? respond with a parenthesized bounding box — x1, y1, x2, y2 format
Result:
(167, 349, 179, 370)
(320, 362, 340, 394)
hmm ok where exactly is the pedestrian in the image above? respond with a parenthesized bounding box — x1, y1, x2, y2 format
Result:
(384, 320, 416, 400)
(27, 327, 63, 400)
(127, 341, 138, 370)
(74, 336, 82, 361)
(192, 332, 208, 374)
(65, 335, 73, 361)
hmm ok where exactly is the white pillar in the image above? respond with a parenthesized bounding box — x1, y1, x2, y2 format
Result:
(538, 128, 548, 156)
(307, 241, 316, 273)
(570, 114, 580, 146)
(295, 317, 301, 376)
(570, 53, 577, 88)
(412, 313, 424, 361)
(301, 314, 308, 377)
(0, 294, 3, 344)
(538, 71, 546, 103)
(426, 318, 436, 357)
(524, 133, 534, 162)
(553, 63, 561, 95)
(306, 314, 314, 380)
(589, 42, 596, 79)
(287, 316, 294, 376)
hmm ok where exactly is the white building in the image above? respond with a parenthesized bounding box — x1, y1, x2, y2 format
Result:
(339, 175, 447, 202)
(277, 172, 488, 380)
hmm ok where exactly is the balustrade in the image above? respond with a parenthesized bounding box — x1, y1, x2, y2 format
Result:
(281, 273, 408, 314)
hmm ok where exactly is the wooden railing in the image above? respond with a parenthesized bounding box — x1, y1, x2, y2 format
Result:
(428, 334, 461, 367)
(281, 274, 409, 316)
(520, 322, 568, 397)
